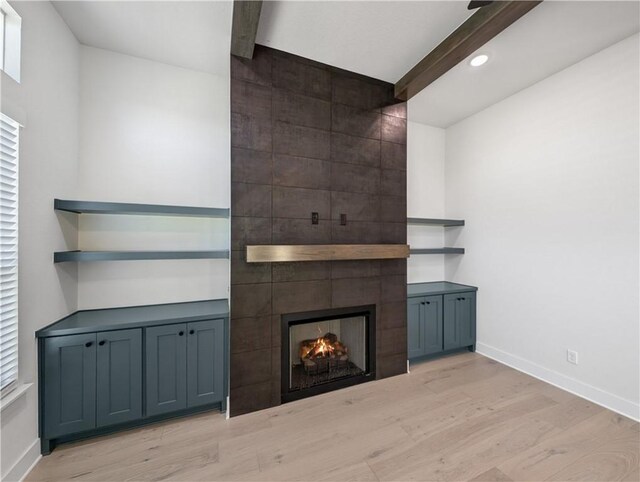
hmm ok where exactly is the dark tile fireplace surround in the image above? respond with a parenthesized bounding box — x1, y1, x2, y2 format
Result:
(230, 45, 408, 416)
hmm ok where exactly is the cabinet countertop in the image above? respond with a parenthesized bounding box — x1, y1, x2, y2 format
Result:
(408, 282, 478, 297)
(36, 299, 229, 338)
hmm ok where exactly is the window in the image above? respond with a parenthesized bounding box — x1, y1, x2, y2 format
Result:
(0, 112, 19, 396)
(0, 10, 5, 70)
(0, 0, 20, 82)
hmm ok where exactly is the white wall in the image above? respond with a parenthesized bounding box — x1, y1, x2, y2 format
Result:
(0, 2, 79, 479)
(76, 46, 230, 309)
(445, 34, 639, 419)
(406, 120, 446, 283)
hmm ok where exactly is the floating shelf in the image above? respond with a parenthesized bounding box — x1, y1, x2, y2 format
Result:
(54, 250, 230, 263)
(410, 248, 465, 255)
(54, 199, 229, 218)
(407, 218, 464, 227)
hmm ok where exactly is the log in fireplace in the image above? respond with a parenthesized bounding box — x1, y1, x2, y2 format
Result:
(281, 305, 376, 403)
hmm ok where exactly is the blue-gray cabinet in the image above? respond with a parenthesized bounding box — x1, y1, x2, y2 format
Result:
(443, 293, 476, 351)
(407, 282, 477, 360)
(97, 329, 143, 427)
(146, 324, 188, 416)
(407, 297, 425, 359)
(146, 319, 225, 416)
(36, 299, 229, 455)
(187, 319, 225, 408)
(407, 295, 443, 358)
(43, 333, 97, 438)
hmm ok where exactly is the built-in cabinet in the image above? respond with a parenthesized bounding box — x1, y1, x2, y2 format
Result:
(146, 320, 224, 416)
(407, 282, 477, 359)
(37, 300, 228, 455)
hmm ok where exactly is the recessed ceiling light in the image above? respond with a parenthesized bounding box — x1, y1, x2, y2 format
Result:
(469, 54, 489, 67)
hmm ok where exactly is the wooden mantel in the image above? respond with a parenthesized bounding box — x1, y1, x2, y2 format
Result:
(246, 244, 410, 263)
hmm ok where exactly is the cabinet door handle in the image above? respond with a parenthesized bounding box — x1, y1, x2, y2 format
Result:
(98, 340, 106, 346)
(425, 301, 431, 305)
(85, 342, 93, 348)
(189, 329, 195, 335)
(178, 331, 184, 336)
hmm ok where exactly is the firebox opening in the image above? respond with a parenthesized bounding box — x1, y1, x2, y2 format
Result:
(282, 305, 376, 403)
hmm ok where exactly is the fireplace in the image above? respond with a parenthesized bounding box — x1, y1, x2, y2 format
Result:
(281, 305, 376, 403)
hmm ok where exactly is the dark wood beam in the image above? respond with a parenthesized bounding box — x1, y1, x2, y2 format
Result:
(394, 1, 542, 101)
(230, 0, 263, 59)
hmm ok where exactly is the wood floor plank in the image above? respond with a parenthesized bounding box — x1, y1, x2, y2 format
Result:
(498, 410, 638, 481)
(26, 353, 639, 482)
(468, 467, 513, 482)
(546, 430, 640, 481)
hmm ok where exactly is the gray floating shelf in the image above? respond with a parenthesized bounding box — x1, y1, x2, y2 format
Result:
(407, 218, 464, 227)
(410, 248, 465, 255)
(54, 250, 230, 263)
(54, 199, 229, 218)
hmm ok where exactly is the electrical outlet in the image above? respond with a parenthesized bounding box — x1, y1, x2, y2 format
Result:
(567, 349, 578, 365)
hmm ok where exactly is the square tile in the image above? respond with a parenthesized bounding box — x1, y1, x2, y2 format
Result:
(273, 218, 332, 244)
(273, 154, 331, 190)
(381, 169, 406, 197)
(231, 283, 271, 318)
(231, 316, 272, 354)
(332, 74, 393, 110)
(331, 277, 381, 308)
(381, 115, 407, 145)
(273, 186, 331, 220)
(273, 55, 331, 100)
(231, 182, 272, 218)
(332, 103, 381, 140)
(272, 280, 332, 314)
(331, 132, 380, 167)
(232, 148, 272, 185)
(273, 88, 331, 130)
(331, 220, 381, 244)
(231, 112, 272, 152)
(331, 191, 380, 222)
(231, 79, 272, 120)
(331, 162, 380, 195)
(381, 141, 406, 171)
(274, 122, 331, 160)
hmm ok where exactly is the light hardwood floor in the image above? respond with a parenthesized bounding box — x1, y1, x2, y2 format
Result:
(27, 353, 639, 481)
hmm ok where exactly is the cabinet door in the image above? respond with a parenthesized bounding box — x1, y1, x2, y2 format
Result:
(96, 329, 142, 427)
(43, 333, 97, 438)
(423, 295, 444, 355)
(407, 297, 425, 359)
(444, 292, 476, 350)
(187, 319, 224, 408)
(146, 324, 187, 416)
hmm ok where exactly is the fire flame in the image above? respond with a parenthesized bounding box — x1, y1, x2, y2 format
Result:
(300, 332, 346, 360)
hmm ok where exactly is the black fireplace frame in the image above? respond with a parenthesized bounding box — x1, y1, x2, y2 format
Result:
(281, 304, 376, 403)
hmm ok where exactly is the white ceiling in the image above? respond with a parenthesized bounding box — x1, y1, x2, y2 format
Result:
(409, 1, 640, 127)
(52, 1, 233, 76)
(257, 1, 473, 83)
(52, 1, 639, 127)
(257, 1, 639, 127)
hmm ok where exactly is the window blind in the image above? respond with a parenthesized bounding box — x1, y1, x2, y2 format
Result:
(0, 112, 19, 395)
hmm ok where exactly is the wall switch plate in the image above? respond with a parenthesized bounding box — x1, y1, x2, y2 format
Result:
(567, 349, 578, 365)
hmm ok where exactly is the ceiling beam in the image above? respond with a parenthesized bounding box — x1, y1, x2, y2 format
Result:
(394, 1, 542, 101)
(230, 0, 263, 59)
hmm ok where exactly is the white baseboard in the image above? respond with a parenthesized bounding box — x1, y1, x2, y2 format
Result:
(476, 342, 640, 422)
(2, 438, 40, 482)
